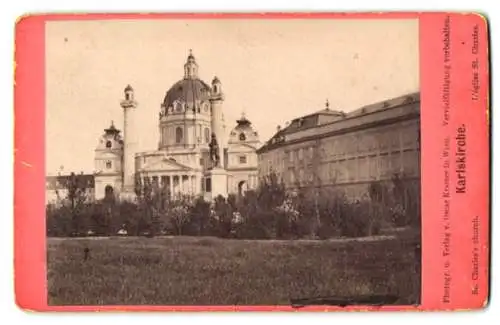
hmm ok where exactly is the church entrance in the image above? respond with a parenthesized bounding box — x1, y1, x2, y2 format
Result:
(238, 180, 247, 196)
(104, 185, 114, 199)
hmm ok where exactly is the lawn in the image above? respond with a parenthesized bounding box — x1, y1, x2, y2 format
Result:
(47, 234, 420, 306)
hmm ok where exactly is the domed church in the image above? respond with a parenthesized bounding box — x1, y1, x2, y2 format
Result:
(93, 51, 261, 201)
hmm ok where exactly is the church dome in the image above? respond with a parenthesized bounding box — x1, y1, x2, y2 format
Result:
(96, 121, 123, 150)
(163, 78, 212, 110)
(228, 113, 260, 144)
(162, 50, 213, 113)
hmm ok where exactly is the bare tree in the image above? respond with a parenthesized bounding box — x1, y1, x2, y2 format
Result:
(55, 172, 91, 235)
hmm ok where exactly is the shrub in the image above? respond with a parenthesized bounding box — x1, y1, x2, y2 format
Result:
(46, 171, 420, 240)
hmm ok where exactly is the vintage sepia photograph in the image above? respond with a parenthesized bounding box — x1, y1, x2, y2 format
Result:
(45, 18, 421, 306)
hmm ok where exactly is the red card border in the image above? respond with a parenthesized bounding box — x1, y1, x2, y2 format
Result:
(13, 12, 490, 312)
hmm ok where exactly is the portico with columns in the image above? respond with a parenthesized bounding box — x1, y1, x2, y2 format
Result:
(140, 173, 200, 198)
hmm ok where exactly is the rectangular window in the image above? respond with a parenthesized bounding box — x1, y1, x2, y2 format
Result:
(403, 150, 417, 175)
(298, 148, 303, 160)
(380, 132, 390, 152)
(390, 153, 401, 174)
(205, 178, 212, 192)
(337, 160, 347, 182)
(205, 128, 211, 143)
(369, 157, 378, 180)
(299, 168, 304, 182)
(358, 158, 368, 180)
(239, 156, 247, 164)
(200, 158, 204, 166)
(348, 158, 357, 181)
(391, 130, 401, 150)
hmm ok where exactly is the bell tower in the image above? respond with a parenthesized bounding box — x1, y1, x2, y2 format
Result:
(94, 121, 124, 200)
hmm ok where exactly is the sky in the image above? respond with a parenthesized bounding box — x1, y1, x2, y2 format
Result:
(45, 18, 419, 175)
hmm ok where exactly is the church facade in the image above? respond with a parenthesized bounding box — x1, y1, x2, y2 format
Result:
(93, 52, 261, 201)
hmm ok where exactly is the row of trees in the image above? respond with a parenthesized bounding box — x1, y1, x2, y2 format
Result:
(46, 172, 421, 239)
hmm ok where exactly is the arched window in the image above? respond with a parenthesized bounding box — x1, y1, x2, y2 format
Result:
(125, 93, 130, 101)
(239, 133, 246, 141)
(106, 140, 112, 148)
(176, 127, 183, 144)
(204, 128, 210, 143)
(105, 161, 112, 169)
(176, 102, 183, 112)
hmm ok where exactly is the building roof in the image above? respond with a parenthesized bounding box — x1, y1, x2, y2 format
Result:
(46, 173, 95, 190)
(283, 107, 346, 134)
(257, 91, 420, 153)
(104, 121, 120, 135)
(235, 114, 252, 129)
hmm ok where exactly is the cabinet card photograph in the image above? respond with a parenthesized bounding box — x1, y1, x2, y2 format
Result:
(14, 12, 489, 311)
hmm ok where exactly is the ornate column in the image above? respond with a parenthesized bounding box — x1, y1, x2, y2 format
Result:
(174, 175, 178, 195)
(169, 175, 174, 199)
(191, 175, 196, 196)
(120, 85, 138, 194)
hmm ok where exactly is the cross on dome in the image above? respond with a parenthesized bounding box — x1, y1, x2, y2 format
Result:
(236, 110, 251, 126)
(187, 49, 195, 61)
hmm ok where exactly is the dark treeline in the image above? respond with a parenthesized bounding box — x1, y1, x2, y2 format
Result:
(46, 172, 420, 239)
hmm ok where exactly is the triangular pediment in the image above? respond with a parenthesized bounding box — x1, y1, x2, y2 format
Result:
(141, 158, 193, 172)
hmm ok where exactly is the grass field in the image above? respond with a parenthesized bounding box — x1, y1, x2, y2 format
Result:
(47, 235, 420, 306)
